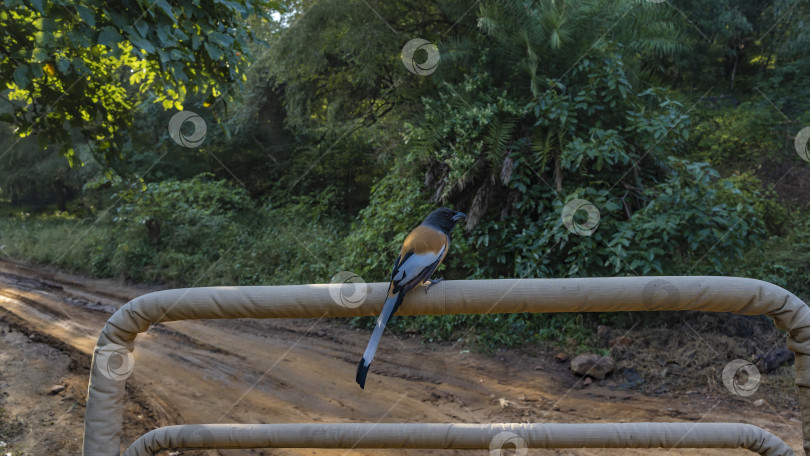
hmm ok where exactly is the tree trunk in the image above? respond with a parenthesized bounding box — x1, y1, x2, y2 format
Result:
(729, 53, 739, 92)
(554, 154, 562, 192)
(145, 218, 161, 244)
(53, 178, 67, 212)
(10, 185, 19, 205)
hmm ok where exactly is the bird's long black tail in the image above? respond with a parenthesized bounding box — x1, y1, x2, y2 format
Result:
(356, 292, 404, 389)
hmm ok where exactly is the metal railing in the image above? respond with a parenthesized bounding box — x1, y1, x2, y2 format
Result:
(82, 277, 810, 455)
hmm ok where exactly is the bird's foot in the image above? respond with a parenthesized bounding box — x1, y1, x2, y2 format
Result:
(424, 277, 443, 293)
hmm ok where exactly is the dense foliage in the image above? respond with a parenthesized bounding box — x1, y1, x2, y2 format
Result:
(1, 0, 809, 344)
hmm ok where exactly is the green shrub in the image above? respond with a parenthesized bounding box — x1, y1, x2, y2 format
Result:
(105, 173, 254, 284)
(732, 212, 810, 303)
(690, 103, 782, 169)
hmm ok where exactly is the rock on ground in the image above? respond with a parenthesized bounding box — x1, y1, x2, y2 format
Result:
(570, 353, 614, 380)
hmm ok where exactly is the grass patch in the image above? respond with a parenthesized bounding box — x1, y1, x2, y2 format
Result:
(0, 199, 350, 287)
(0, 210, 109, 274)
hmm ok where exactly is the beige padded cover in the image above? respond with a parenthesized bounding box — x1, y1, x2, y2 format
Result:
(123, 423, 793, 455)
(82, 277, 810, 455)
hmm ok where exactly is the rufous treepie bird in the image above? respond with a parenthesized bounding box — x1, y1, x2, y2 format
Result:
(356, 207, 466, 389)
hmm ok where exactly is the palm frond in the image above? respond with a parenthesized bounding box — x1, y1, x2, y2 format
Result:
(484, 116, 517, 163)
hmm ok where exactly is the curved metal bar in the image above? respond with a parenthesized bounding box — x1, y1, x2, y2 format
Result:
(82, 277, 810, 455)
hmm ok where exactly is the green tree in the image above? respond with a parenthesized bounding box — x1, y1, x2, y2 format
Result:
(0, 0, 280, 163)
(345, 0, 771, 281)
(253, 0, 483, 211)
(655, 0, 810, 97)
(0, 124, 101, 209)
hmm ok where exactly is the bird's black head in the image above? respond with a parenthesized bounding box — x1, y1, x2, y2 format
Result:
(422, 207, 466, 234)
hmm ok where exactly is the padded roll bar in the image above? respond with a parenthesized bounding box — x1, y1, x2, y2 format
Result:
(82, 277, 810, 455)
(124, 423, 793, 456)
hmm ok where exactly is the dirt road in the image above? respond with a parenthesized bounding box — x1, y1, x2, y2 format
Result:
(0, 259, 803, 455)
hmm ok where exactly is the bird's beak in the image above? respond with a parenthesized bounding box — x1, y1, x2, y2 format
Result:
(452, 212, 467, 221)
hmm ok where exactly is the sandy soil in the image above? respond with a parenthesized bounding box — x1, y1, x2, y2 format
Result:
(0, 259, 803, 455)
